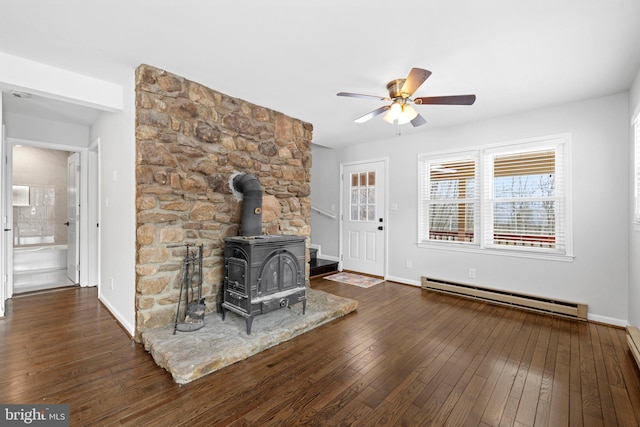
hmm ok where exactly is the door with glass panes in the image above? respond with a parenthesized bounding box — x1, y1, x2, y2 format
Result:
(341, 160, 385, 276)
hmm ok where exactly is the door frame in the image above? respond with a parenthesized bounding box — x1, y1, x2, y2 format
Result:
(339, 157, 389, 278)
(67, 152, 81, 283)
(0, 124, 6, 316)
(88, 138, 101, 291)
(2, 137, 94, 297)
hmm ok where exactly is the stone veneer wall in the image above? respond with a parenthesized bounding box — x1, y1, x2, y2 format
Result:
(135, 64, 312, 337)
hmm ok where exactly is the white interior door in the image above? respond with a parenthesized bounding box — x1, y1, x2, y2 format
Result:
(67, 153, 80, 283)
(341, 160, 386, 276)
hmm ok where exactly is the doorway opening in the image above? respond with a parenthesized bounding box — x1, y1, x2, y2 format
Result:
(11, 145, 79, 293)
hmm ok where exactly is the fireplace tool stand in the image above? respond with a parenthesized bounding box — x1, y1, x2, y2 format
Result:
(173, 243, 205, 334)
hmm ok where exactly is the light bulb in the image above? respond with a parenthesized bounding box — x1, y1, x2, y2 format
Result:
(383, 101, 404, 124)
(382, 110, 394, 124)
(396, 104, 419, 125)
(390, 102, 402, 117)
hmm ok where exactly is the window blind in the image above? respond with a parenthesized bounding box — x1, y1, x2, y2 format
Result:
(483, 145, 565, 252)
(418, 135, 570, 256)
(420, 155, 478, 244)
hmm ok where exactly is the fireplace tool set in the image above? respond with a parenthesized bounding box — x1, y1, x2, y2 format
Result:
(172, 243, 205, 334)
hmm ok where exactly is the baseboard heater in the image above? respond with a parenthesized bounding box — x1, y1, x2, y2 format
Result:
(627, 327, 640, 370)
(421, 277, 587, 321)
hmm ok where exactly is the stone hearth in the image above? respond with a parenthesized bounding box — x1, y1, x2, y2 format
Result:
(141, 289, 357, 384)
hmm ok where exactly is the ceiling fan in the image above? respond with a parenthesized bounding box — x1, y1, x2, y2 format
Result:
(337, 67, 476, 127)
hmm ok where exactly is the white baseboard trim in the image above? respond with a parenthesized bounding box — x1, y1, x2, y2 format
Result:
(385, 275, 421, 287)
(587, 313, 627, 327)
(99, 295, 134, 337)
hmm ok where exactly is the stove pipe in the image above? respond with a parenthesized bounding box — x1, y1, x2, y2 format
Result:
(232, 173, 263, 236)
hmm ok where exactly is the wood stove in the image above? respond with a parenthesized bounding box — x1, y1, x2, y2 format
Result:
(221, 234, 306, 334)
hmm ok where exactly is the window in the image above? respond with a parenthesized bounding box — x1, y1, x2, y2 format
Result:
(635, 115, 640, 224)
(419, 154, 478, 244)
(349, 170, 376, 222)
(483, 145, 564, 251)
(418, 135, 571, 257)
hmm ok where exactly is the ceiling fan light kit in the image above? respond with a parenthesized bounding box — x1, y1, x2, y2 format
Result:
(338, 67, 476, 127)
(382, 100, 418, 124)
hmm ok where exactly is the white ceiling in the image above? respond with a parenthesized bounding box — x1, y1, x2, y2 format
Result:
(1, 0, 639, 148)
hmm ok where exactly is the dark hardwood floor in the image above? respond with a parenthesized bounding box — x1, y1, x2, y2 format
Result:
(1, 278, 639, 426)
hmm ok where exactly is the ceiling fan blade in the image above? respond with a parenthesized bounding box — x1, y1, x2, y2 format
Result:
(337, 92, 389, 101)
(410, 113, 427, 127)
(354, 105, 390, 123)
(400, 68, 432, 97)
(414, 95, 476, 105)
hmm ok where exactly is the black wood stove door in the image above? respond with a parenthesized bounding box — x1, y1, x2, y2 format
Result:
(258, 250, 300, 296)
(227, 257, 248, 295)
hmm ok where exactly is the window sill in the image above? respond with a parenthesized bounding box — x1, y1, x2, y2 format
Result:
(416, 242, 575, 262)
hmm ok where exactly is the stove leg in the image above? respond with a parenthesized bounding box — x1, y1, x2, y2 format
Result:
(302, 300, 307, 315)
(221, 307, 226, 321)
(246, 317, 254, 335)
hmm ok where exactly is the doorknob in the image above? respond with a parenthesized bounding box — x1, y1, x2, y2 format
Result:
(64, 222, 70, 226)
(378, 226, 383, 231)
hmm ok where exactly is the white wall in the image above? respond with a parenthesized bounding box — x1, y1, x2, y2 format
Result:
(629, 67, 640, 327)
(5, 112, 90, 147)
(310, 144, 340, 257)
(312, 92, 630, 325)
(89, 75, 136, 336)
(0, 52, 122, 111)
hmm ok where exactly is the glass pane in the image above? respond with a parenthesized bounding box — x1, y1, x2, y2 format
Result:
(429, 159, 476, 201)
(493, 201, 555, 247)
(351, 205, 358, 221)
(359, 189, 368, 205)
(493, 150, 555, 178)
(494, 174, 555, 198)
(430, 179, 459, 200)
(368, 205, 375, 221)
(351, 189, 358, 204)
(359, 172, 367, 186)
(493, 149, 555, 198)
(428, 202, 474, 243)
(351, 173, 358, 188)
(465, 179, 475, 198)
(368, 171, 376, 186)
(368, 188, 376, 204)
(359, 206, 367, 221)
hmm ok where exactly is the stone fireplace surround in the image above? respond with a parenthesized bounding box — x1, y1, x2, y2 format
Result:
(135, 64, 313, 339)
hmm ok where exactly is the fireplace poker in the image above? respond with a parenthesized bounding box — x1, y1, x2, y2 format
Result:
(172, 243, 206, 334)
